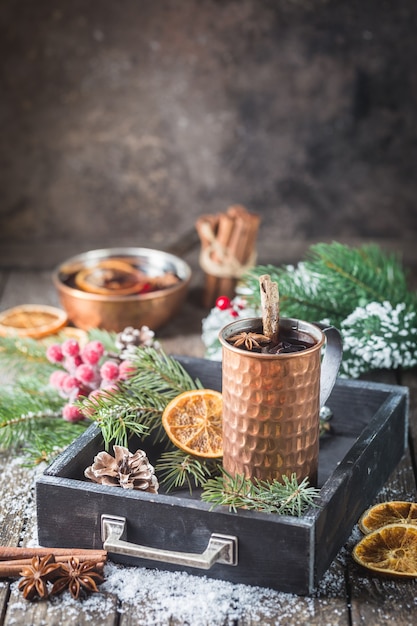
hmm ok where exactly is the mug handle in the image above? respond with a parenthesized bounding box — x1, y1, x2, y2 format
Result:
(314, 323, 343, 407)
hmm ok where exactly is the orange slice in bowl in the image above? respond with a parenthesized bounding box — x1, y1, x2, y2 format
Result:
(162, 389, 223, 458)
(0, 304, 68, 338)
(353, 523, 417, 578)
(359, 501, 417, 534)
(74, 258, 145, 296)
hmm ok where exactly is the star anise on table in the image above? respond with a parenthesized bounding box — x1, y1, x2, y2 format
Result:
(228, 331, 271, 351)
(18, 554, 62, 601)
(50, 557, 104, 600)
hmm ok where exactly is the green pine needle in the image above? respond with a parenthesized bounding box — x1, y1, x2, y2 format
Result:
(201, 469, 320, 516)
(80, 346, 204, 450)
(0, 335, 55, 379)
(156, 449, 221, 492)
(80, 384, 158, 447)
(126, 347, 204, 395)
(20, 419, 90, 466)
(0, 379, 65, 448)
(86, 327, 119, 352)
(242, 242, 417, 328)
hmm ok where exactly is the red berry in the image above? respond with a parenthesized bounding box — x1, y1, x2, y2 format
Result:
(62, 403, 84, 422)
(49, 370, 67, 389)
(46, 344, 64, 364)
(75, 363, 97, 386)
(231, 309, 239, 317)
(81, 341, 105, 365)
(100, 360, 119, 382)
(118, 360, 136, 380)
(215, 296, 231, 310)
(64, 355, 83, 373)
(61, 374, 80, 396)
(61, 339, 80, 358)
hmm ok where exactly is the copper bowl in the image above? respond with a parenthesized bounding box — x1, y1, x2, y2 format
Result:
(53, 247, 192, 332)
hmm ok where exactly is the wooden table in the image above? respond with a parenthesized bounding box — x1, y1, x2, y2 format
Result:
(1, 267, 417, 625)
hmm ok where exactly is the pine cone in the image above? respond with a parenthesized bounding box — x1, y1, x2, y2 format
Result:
(85, 445, 159, 493)
(115, 326, 159, 359)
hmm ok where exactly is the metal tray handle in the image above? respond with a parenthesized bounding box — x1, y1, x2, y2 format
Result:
(101, 514, 238, 570)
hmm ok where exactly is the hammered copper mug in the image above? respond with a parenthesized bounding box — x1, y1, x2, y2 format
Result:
(219, 317, 343, 486)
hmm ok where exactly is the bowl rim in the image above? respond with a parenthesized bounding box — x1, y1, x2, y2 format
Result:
(53, 247, 192, 302)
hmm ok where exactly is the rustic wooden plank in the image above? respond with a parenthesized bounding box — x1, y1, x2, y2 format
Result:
(4, 586, 119, 626)
(347, 450, 417, 625)
(346, 366, 417, 625)
(0, 452, 29, 545)
(1, 270, 415, 623)
(110, 560, 349, 626)
(8, 460, 121, 625)
(0, 271, 8, 300)
(237, 598, 349, 626)
(0, 583, 9, 624)
(0, 237, 416, 271)
(0, 450, 120, 624)
(0, 451, 34, 622)
(401, 368, 417, 465)
(0, 271, 60, 310)
(0, 269, 206, 357)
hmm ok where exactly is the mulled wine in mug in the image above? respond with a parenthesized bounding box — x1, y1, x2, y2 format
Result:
(219, 317, 343, 486)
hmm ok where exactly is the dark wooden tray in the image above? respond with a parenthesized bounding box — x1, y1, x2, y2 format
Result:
(36, 357, 408, 595)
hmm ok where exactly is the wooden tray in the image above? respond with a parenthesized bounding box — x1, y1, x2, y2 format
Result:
(36, 357, 408, 595)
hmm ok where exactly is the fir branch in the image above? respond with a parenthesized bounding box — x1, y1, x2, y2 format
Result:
(242, 242, 417, 328)
(79, 386, 153, 448)
(0, 380, 65, 448)
(307, 242, 415, 311)
(126, 347, 203, 395)
(0, 336, 55, 379)
(85, 327, 119, 352)
(81, 347, 204, 449)
(156, 449, 221, 493)
(201, 470, 320, 516)
(20, 420, 90, 466)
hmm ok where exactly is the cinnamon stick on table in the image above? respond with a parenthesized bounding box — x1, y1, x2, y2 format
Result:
(196, 213, 221, 308)
(196, 205, 260, 308)
(0, 546, 107, 561)
(0, 547, 108, 578)
(212, 211, 235, 300)
(0, 557, 106, 579)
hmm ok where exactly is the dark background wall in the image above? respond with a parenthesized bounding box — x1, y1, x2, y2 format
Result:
(0, 0, 416, 269)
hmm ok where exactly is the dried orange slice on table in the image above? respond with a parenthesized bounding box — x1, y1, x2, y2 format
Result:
(359, 500, 417, 534)
(162, 389, 223, 458)
(353, 523, 417, 578)
(0, 305, 68, 338)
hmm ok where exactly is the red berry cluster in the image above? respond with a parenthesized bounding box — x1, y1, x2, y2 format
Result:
(46, 338, 134, 422)
(215, 295, 241, 317)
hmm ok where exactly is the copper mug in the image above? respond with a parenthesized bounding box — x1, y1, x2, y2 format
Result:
(219, 317, 343, 486)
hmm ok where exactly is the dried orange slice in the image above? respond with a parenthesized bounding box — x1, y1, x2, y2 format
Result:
(0, 305, 68, 338)
(74, 259, 145, 295)
(353, 523, 417, 578)
(359, 501, 417, 534)
(162, 389, 223, 458)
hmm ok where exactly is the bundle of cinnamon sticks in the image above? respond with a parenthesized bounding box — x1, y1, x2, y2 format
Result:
(0, 546, 107, 578)
(196, 205, 260, 308)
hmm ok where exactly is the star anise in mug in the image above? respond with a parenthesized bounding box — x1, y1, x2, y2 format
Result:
(50, 557, 104, 600)
(18, 554, 61, 601)
(229, 331, 271, 351)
